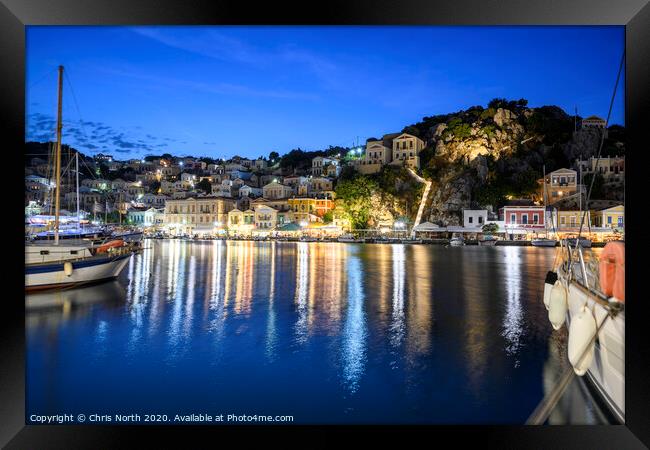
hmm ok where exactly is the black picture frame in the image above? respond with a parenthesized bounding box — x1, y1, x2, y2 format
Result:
(3, 0, 649, 447)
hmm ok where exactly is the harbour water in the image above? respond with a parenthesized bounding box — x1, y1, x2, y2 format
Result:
(26, 240, 607, 424)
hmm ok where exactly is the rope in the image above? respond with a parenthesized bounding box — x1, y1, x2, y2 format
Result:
(27, 67, 57, 90)
(577, 51, 625, 240)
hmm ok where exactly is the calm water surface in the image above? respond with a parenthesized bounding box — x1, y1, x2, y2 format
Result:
(26, 240, 602, 424)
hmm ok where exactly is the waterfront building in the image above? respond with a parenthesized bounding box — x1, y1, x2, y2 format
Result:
(499, 204, 547, 229)
(164, 196, 237, 234)
(263, 180, 293, 200)
(254, 205, 279, 230)
(288, 195, 335, 219)
(556, 209, 592, 231)
(127, 207, 148, 225)
(227, 208, 255, 233)
(463, 209, 488, 228)
(592, 204, 624, 230)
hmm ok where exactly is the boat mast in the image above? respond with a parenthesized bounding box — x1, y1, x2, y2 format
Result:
(542, 165, 548, 238)
(76, 151, 80, 227)
(53, 65, 64, 245)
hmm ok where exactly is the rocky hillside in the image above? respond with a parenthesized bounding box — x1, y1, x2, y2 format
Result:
(400, 99, 625, 226)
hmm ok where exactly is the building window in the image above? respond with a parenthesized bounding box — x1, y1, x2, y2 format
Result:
(521, 214, 528, 224)
(510, 213, 516, 224)
(478, 216, 483, 224)
(469, 217, 473, 224)
(533, 214, 539, 224)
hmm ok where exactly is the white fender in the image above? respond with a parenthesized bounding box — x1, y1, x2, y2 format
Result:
(63, 261, 74, 277)
(548, 281, 567, 330)
(543, 271, 557, 310)
(567, 305, 597, 376)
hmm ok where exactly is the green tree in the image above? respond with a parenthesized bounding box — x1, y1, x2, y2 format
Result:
(482, 222, 499, 234)
(335, 175, 378, 229)
(196, 178, 212, 194)
(269, 151, 280, 162)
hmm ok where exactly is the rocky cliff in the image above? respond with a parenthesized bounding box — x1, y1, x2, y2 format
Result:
(401, 100, 625, 225)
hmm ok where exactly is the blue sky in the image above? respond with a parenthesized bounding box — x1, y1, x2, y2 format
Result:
(26, 26, 625, 160)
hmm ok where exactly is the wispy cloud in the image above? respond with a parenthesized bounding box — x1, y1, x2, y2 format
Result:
(25, 112, 178, 157)
(98, 66, 319, 101)
(130, 27, 339, 89)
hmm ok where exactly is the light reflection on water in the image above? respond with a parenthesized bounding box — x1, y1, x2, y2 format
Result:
(26, 241, 603, 424)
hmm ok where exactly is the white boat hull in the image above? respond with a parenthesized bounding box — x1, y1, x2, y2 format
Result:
(532, 240, 557, 247)
(559, 265, 625, 423)
(25, 253, 131, 291)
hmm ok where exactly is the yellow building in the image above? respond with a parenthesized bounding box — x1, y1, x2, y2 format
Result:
(288, 196, 335, 218)
(555, 209, 592, 231)
(227, 208, 255, 234)
(592, 204, 624, 230)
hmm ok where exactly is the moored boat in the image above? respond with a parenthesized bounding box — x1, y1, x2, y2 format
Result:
(532, 237, 557, 247)
(338, 233, 361, 243)
(449, 236, 465, 246)
(563, 236, 592, 248)
(24, 66, 134, 292)
(479, 235, 498, 246)
(544, 239, 625, 423)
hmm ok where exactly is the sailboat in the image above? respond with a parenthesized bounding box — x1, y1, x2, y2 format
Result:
(25, 66, 134, 292)
(29, 152, 109, 242)
(532, 165, 558, 247)
(538, 53, 625, 424)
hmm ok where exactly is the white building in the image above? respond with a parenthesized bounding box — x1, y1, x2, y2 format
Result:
(463, 209, 488, 228)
